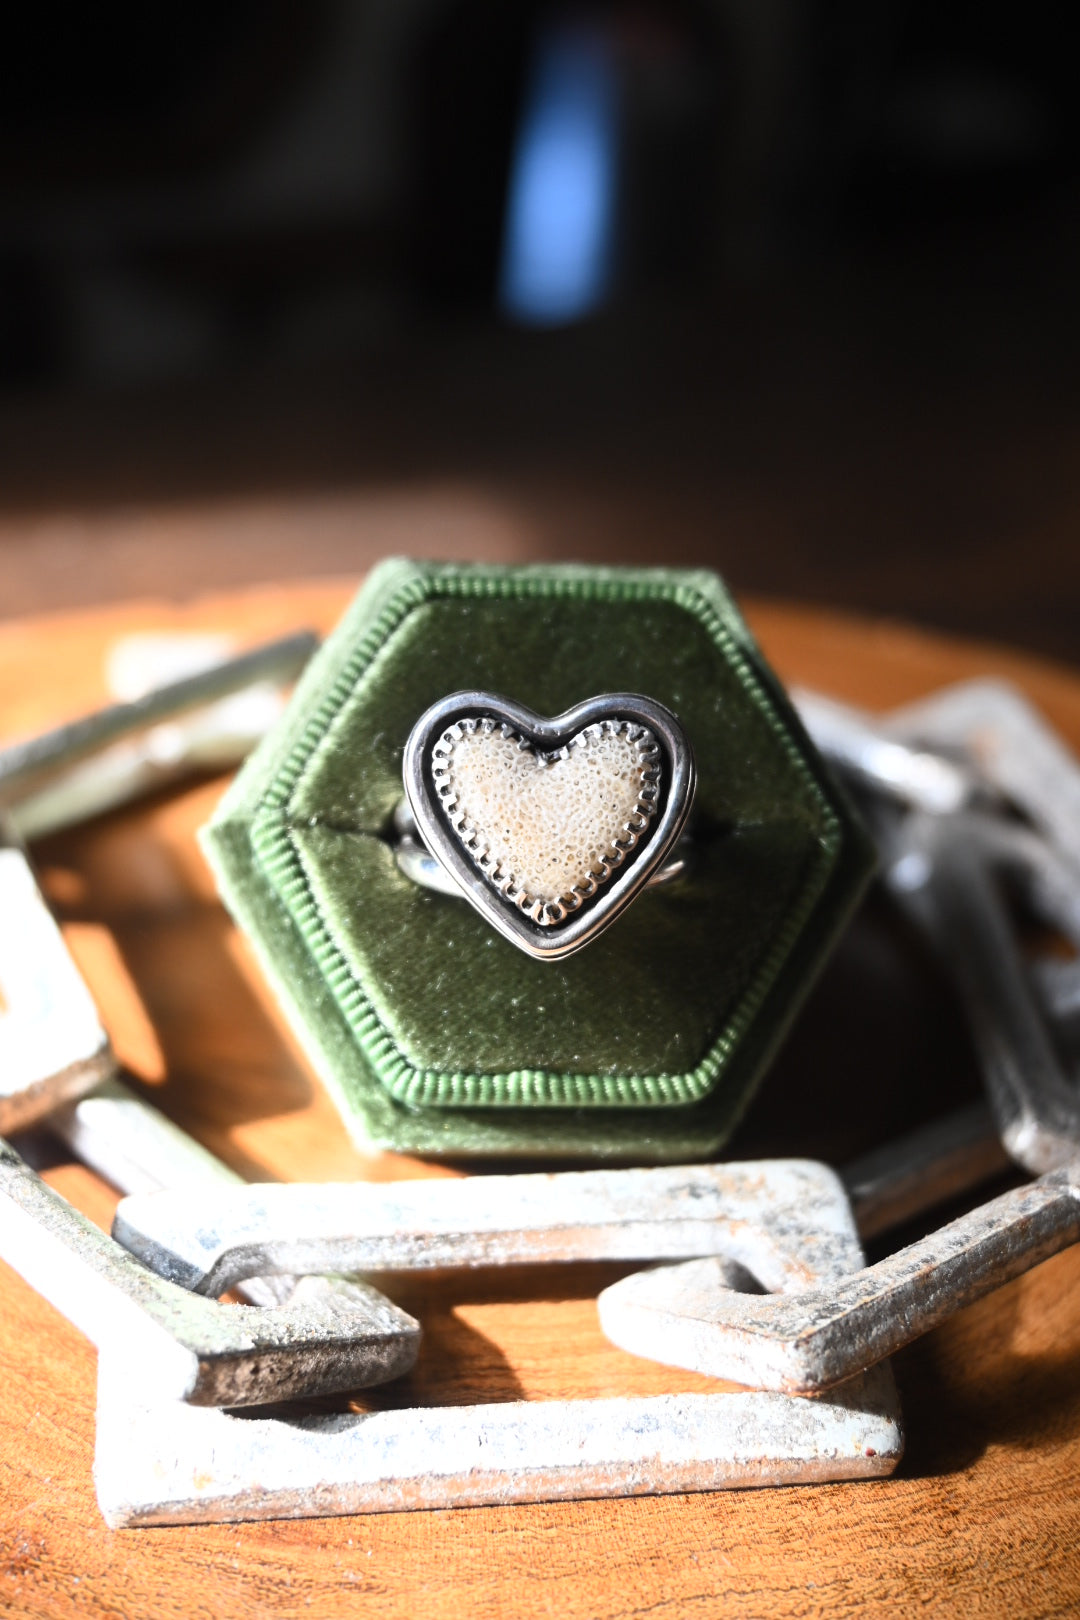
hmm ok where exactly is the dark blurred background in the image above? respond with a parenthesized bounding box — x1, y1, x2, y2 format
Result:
(1, 1, 1077, 657)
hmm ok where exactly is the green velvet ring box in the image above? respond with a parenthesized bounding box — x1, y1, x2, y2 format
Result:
(202, 560, 873, 1161)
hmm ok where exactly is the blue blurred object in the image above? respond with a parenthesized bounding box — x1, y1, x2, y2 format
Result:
(499, 23, 619, 326)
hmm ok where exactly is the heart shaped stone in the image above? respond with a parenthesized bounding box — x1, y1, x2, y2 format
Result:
(433, 718, 661, 925)
(403, 692, 696, 960)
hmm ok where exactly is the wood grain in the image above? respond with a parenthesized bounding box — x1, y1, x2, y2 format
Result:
(2, 581, 1080, 1619)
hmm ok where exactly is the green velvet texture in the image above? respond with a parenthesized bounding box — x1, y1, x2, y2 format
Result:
(202, 560, 874, 1161)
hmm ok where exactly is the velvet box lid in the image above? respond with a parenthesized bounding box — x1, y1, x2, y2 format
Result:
(201, 560, 874, 1160)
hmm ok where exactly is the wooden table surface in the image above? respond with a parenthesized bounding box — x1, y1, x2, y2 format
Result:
(2, 580, 1080, 1619)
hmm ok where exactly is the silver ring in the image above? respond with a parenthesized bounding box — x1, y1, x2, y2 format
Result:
(398, 691, 696, 961)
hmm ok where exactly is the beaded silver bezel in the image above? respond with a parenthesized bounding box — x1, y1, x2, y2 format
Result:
(402, 692, 696, 960)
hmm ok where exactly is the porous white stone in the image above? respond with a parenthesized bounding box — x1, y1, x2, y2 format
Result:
(434, 719, 659, 921)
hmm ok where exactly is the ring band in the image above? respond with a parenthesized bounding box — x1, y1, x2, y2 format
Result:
(399, 691, 696, 960)
(393, 800, 692, 897)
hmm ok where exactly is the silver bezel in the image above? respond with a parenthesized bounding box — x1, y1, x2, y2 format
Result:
(402, 691, 696, 960)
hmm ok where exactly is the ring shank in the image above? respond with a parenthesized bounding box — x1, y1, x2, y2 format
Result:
(391, 800, 690, 900)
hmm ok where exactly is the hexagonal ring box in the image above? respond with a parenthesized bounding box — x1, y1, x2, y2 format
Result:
(202, 561, 873, 1160)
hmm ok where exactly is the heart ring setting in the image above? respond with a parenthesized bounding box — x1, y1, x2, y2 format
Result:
(398, 691, 696, 960)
